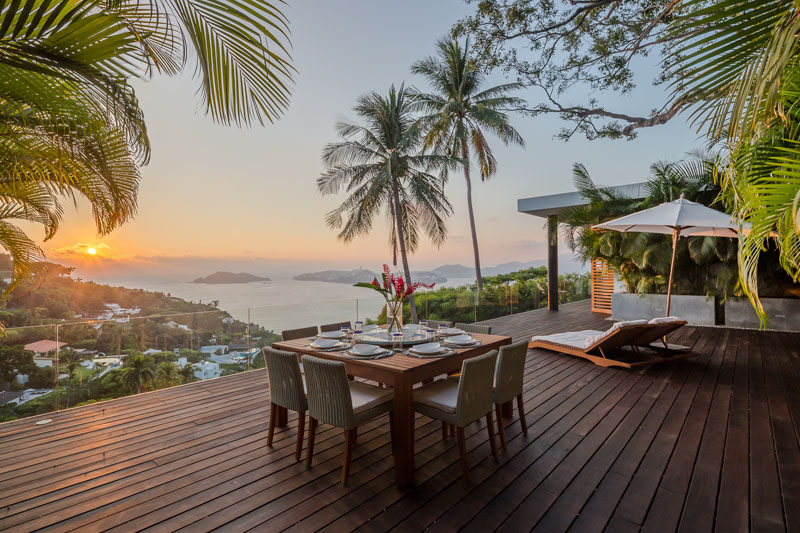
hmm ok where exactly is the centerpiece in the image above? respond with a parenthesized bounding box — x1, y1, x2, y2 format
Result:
(355, 265, 434, 332)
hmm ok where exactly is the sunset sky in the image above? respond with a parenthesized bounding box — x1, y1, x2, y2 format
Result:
(32, 1, 700, 281)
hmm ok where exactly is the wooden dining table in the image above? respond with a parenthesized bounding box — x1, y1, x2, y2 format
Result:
(272, 331, 512, 485)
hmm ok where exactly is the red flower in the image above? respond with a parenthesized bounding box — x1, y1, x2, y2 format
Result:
(403, 281, 434, 298)
(371, 279, 379, 288)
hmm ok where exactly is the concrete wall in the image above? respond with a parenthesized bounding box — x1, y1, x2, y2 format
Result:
(725, 297, 800, 331)
(612, 293, 716, 326)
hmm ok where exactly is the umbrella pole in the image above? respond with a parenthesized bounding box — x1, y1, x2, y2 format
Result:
(665, 227, 679, 317)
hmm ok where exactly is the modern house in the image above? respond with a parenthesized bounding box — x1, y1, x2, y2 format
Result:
(517, 183, 647, 312)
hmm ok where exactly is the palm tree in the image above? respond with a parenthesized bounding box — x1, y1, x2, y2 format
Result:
(411, 38, 525, 291)
(178, 363, 197, 385)
(318, 85, 455, 321)
(0, 1, 294, 293)
(155, 361, 178, 389)
(122, 354, 154, 394)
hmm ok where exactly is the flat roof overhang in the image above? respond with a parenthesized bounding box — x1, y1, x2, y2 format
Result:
(517, 182, 649, 218)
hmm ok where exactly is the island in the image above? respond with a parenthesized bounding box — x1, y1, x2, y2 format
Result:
(191, 271, 270, 284)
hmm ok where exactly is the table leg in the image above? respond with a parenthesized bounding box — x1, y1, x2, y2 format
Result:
(275, 405, 288, 427)
(501, 400, 513, 418)
(392, 375, 415, 485)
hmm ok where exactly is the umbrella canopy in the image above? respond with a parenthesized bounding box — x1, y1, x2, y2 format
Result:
(593, 195, 748, 236)
(592, 194, 745, 316)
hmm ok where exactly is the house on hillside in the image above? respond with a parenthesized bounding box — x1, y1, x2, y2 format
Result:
(192, 361, 221, 381)
(24, 340, 67, 357)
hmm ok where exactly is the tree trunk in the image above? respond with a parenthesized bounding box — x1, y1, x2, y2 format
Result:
(391, 174, 418, 322)
(462, 139, 483, 291)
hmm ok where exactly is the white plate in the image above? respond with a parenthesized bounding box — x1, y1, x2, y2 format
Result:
(363, 324, 379, 332)
(311, 338, 343, 349)
(319, 331, 344, 339)
(350, 343, 383, 356)
(442, 327, 464, 336)
(446, 334, 474, 345)
(410, 342, 443, 355)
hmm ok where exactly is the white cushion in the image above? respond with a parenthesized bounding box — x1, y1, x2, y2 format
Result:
(609, 319, 649, 331)
(413, 380, 458, 413)
(649, 316, 681, 324)
(349, 381, 393, 414)
(531, 330, 606, 349)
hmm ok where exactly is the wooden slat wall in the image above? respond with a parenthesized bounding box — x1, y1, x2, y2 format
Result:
(591, 258, 614, 314)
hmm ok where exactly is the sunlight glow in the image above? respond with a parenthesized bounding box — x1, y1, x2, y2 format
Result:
(87, 247, 97, 256)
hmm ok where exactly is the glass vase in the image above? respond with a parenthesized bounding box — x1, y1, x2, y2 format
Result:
(386, 300, 403, 333)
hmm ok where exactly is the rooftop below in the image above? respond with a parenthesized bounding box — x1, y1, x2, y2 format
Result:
(518, 182, 648, 218)
(1, 300, 798, 531)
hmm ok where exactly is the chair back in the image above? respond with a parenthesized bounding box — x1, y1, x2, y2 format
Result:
(455, 322, 492, 335)
(494, 340, 528, 404)
(426, 319, 453, 329)
(263, 347, 307, 412)
(320, 321, 352, 333)
(301, 355, 355, 429)
(455, 350, 498, 427)
(281, 325, 318, 341)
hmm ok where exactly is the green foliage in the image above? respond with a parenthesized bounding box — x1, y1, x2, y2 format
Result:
(563, 154, 744, 298)
(372, 269, 589, 324)
(0, 345, 36, 386)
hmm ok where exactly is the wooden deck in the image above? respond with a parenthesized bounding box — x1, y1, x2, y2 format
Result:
(1, 300, 799, 532)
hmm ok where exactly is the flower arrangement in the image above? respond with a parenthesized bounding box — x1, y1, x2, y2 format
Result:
(354, 264, 434, 332)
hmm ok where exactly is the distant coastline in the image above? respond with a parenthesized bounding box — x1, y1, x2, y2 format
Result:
(294, 269, 446, 285)
(191, 271, 271, 284)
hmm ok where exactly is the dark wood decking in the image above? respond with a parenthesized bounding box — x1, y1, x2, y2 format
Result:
(1, 300, 799, 532)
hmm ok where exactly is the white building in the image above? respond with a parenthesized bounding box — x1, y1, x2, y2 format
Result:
(200, 345, 227, 355)
(192, 361, 221, 381)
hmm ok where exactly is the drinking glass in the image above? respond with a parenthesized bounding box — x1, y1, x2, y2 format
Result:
(354, 320, 364, 341)
(392, 332, 404, 352)
(438, 324, 448, 340)
(341, 325, 351, 341)
(419, 320, 428, 339)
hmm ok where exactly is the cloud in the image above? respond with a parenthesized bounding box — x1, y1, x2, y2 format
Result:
(52, 242, 111, 258)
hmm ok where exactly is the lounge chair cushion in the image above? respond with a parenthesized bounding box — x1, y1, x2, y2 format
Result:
(609, 319, 649, 331)
(530, 329, 606, 349)
(413, 380, 458, 413)
(649, 316, 682, 324)
(349, 381, 393, 414)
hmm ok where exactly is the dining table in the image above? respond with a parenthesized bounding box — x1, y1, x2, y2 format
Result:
(271, 329, 512, 485)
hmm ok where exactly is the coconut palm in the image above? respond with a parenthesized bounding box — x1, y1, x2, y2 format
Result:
(411, 38, 525, 291)
(122, 354, 154, 394)
(178, 363, 196, 384)
(318, 85, 455, 322)
(155, 361, 178, 388)
(666, 0, 800, 321)
(0, 0, 294, 293)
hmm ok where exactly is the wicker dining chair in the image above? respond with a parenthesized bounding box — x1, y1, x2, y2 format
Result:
(425, 319, 453, 329)
(492, 340, 529, 449)
(281, 326, 319, 341)
(302, 355, 394, 485)
(413, 350, 499, 481)
(454, 322, 492, 335)
(263, 347, 308, 462)
(319, 321, 352, 333)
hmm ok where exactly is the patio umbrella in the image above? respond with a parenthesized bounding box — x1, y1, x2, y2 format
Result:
(592, 194, 747, 316)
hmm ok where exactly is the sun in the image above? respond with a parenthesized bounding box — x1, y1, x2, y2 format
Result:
(87, 247, 97, 256)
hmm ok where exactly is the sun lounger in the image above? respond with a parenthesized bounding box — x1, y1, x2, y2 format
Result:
(528, 317, 694, 368)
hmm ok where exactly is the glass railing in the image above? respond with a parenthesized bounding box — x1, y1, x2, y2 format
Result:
(0, 273, 590, 421)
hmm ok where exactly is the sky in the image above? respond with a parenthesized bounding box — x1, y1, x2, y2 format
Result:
(31, 0, 702, 282)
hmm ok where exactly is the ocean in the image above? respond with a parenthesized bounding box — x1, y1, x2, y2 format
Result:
(100, 276, 476, 333)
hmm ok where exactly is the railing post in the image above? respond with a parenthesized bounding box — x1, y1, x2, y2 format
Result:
(55, 324, 60, 411)
(246, 308, 251, 370)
